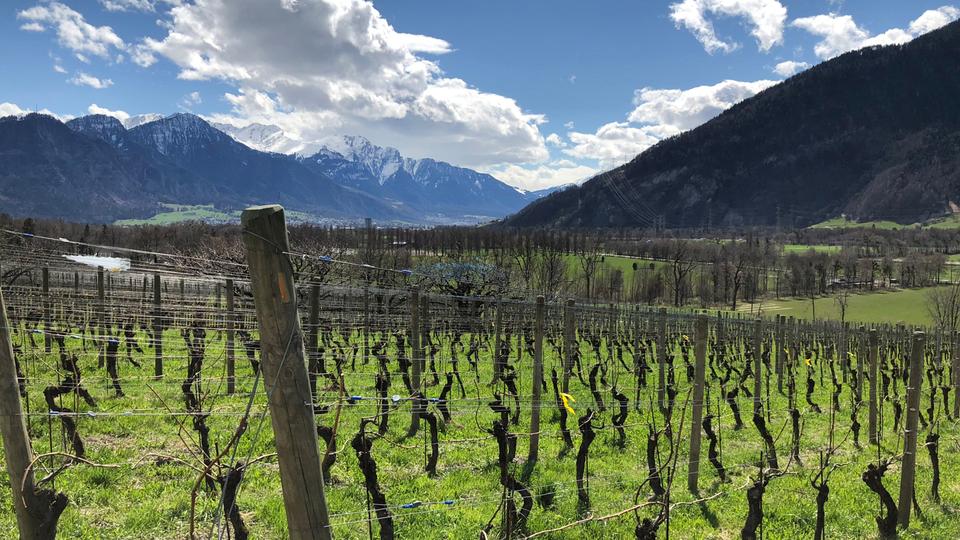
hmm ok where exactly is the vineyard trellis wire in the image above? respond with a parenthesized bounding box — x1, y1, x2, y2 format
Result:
(0, 206, 957, 539)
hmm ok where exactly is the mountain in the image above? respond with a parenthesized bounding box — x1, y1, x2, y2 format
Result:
(0, 112, 402, 222)
(506, 20, 960, 228)
(216, 123, 557, 222)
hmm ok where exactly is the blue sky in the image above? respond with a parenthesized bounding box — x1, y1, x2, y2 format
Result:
(2, 1, 958, 190)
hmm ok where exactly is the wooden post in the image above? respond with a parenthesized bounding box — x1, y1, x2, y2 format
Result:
(240, 205, 333, 540)
(527, 296, 546, 464)
(753, 318, 762, 415)
(562, 299, 575, 393)
(307, 284, 320, 400)
(97, 267, 105, 368)
(868, 329, 879, 445)
(42, 267, 51, 352)
(688, 314, 708, 493)
(897, 331, 924, 529)
(657, 307, 667, 410)
(226, 278, 236, 395)
(407, 287, 422, 436)
(153, 274, 163, 378)
(775, 315, 784, 393)
(493, 297, 503, 382)
(0, 284, 67, 538)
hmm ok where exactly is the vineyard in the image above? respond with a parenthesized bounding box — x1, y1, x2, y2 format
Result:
(1, 206, 960, 539)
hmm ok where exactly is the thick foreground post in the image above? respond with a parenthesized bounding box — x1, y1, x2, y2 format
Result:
(241, 205, 332, 540)
(897, 331, 924, 529)
(0, 287, 67, 539)
(528, 296, 546, 464)
(688, 314, 708, 493)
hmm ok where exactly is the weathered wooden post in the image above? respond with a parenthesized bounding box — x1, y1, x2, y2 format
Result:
(153, 274, 163, 378)
(753, 318, 763, 415)
(226, 278, 236, 395)
(493, 297, 503, 382)
(97, 266, 105, 368)
(407, 287, 422, 436)
(527, 296, 546, 464)
(897, 331, 924, 529)
(868, 329, 879, 445)
(0, 283, 67, 538)
(657, 307, 667, 410)
(42, 267, 51, 352)
(688, 314, 708, 493)
(563, 299, 575, 393)
(240, 205, 333, 540)
(307, 284, 320, 400)
(776, 315, 785, 393)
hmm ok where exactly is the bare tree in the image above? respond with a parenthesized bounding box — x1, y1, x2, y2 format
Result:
(927, 282, 960, 335)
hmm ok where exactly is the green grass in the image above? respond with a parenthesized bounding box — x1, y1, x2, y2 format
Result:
(3, 284, 960, 539)
(114, 204, 241, 226)
(782, 244, 842, 254)
(924, 214, 960, 229)
(809, 216, 915, 230)
(734, 286, 937, 325)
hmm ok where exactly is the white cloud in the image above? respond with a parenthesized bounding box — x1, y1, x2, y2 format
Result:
(772, 60, 810, 77)
(178, 91, 202, 111)
(567, 79, 777, 169)
(563, 121, 575, 130)
(53, 63, 67, 74)
(909, 6, 960, 35)
(483, 161, 598, 191)
(88, 103, 129, 121)
(0, 102, 71, 121)
(138, 0, 548, 168)
(18, 2, 125, 60)
(69, 72, 114, 89)
(628, 79, 777, 133)
(545, 133, 567, 148)
(99, 0, 156, 12)
(794, 6, 960, 60)
(669, 0, 788, 53)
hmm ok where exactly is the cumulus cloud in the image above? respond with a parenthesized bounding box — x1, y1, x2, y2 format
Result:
(794, 6, 960, 60)
(545, 133, 567, 148)
(178, 91, 202, 111)
(99, 0, 156, 12)
(566, 79, 777, 169)
(88, 103, 129, 121)
(137, 0, 548, 168)
(772, 60, 810, 77)
(0, 102, 71, 120)
(669, 0, 788, 53)
(18, 2, 125, 60)
(69, 72, 113, 89)
(483, 161, 598, 192)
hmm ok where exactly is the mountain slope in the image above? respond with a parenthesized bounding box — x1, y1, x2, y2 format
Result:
(506, 20, 960, 228)
(216, 123, 556, 222)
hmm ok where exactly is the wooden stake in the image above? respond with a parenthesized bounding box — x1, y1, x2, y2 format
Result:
(240, 205, 333, 540)
(528, 296, 546, 464)
(897, 331, 924, 529)
(688, 314, 708, 493)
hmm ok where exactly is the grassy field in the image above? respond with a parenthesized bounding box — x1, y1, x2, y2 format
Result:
(114, 204, 240, 226)
(734, 286, 935, 325)
(809, 216, 916, 230)
(782, 244, 842, 254)
(2, 283, 960, 539)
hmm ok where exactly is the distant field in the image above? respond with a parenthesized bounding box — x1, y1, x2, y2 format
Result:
(114, 204, 239, 226)
(734, 286, 936, 325)
(811, 214, 960, 230)
(782, 243, 841, 254)
(810, 216, 914, 229)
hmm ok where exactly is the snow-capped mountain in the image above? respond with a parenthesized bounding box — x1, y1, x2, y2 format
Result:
(122, 113, 164, 130)
(215, 123, 564, 220)
(17, 112, 562, 224)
